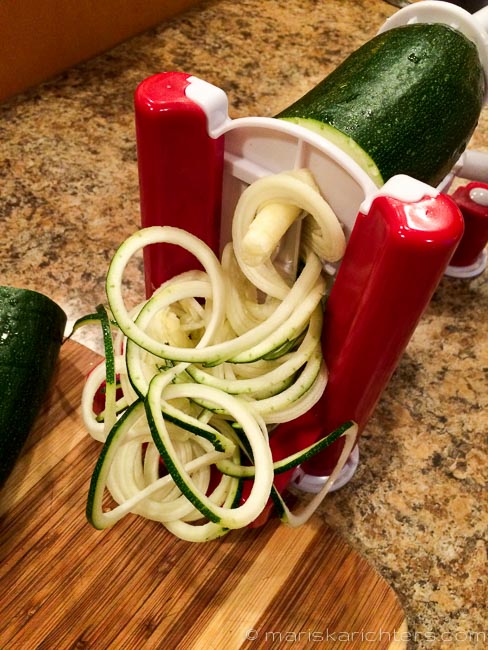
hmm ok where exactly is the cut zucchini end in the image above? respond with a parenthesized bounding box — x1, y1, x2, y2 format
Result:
(278, 117, 383, 188)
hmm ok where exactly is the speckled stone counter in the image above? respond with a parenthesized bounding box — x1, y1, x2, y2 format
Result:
(1, 1, 486, 648)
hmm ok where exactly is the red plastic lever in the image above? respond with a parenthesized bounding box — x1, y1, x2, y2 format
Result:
(446, 181, 488, 277)
(268, 188, 464, 483)
(134, 71, 224, 296)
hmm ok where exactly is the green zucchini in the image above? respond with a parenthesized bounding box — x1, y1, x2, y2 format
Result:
(217, 420, 356, 478)
(0, 286, 66, 487)
(277, 23, 485, 186)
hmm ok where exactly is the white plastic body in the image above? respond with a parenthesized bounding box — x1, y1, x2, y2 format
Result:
(456, 149, 488, 184)
(187, 76, 378, 249)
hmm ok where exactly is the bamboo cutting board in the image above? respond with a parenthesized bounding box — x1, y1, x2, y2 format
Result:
(0, 339, 407, 650)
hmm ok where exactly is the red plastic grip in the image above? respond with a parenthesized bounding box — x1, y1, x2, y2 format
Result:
(134, 71, 224, 296)
(268, 191, 464, 479)
(449, 181, 488, 268)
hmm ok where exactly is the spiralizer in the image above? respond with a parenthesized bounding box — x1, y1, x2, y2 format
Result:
(133, 1, 488, 517)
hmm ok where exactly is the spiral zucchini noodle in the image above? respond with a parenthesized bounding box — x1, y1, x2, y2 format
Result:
(77, 168, 358, 542)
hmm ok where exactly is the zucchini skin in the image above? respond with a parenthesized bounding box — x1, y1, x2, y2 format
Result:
(0, 287, 66, 487)
(277, 24, 485, 186)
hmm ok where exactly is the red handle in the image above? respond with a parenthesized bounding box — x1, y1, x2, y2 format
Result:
(134, 71, 225, 296)
(266, 186, 464, 484)
(448, 181, 488, 272)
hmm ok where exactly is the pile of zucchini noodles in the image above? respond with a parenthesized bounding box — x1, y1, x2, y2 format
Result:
(79, 169, 357, 542)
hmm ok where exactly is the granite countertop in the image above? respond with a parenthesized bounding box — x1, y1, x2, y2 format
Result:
(1, 1, 487, 648)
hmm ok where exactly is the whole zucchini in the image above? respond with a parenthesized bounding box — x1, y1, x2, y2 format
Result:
(277, 23, 485, 186)
(0, 286, 66, 487)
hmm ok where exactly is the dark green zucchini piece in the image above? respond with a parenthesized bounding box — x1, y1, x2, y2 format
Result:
(277, 23, 485, 186)
(0, 286, 66, 487)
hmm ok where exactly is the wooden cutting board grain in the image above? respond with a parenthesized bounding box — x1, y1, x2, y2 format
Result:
(0, 339, 407, 649)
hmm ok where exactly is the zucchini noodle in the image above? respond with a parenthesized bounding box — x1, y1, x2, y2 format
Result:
(80, 169, 357, 541)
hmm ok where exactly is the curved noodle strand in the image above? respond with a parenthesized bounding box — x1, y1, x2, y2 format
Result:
(81, 168, 357, 540)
